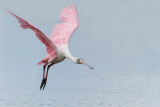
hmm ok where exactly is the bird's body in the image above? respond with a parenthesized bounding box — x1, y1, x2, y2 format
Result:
(38, 45, 67, 65)
(46, 45, 68, 64)
(9, 4, 93, 90)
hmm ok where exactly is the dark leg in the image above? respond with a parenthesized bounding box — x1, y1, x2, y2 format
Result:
(46, 63, 54, 79)
(43, 64, 47, 79)
(40, 64, 47, 90)
(42, 63, 54, 90)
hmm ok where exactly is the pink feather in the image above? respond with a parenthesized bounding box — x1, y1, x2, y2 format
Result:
(50, 4, 79, 46)
(8, 10, 58, 62)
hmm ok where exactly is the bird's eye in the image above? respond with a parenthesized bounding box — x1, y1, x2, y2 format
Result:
(77, 59, 80, 62)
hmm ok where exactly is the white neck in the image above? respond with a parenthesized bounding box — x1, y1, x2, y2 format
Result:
(66, 54, 77, 63)
(58, 44, 77, 63)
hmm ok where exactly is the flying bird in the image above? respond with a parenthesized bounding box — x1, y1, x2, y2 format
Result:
(8, 4, 94, 90)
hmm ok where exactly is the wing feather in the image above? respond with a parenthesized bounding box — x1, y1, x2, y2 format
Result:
(50, 4, 79, 45)
(8, 10, 57, 55)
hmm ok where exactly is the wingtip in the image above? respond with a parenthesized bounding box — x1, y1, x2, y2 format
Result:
(72, 4, 75, 7)
(7, 10, 19, 19)
(6, 9, 11, 13)
(7, 9, 14, 15)
(72, 4, 76, 11)
(67, 4, 70, 8)
(66, 4, 76, 12)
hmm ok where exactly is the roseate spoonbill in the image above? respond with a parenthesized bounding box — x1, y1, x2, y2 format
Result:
(8, 4, 93, 90)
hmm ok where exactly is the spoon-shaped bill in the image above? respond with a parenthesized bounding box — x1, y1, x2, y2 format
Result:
(82, 61, 94, 70)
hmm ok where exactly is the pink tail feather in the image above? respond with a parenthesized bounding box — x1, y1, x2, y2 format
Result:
(37, 60, 45, 65)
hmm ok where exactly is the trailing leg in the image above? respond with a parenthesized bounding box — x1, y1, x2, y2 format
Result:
(42, 63, 54, 90)
(40, 63, 47, 90)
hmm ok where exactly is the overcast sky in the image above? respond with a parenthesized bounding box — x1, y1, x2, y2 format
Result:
(1, 0, 160, 93)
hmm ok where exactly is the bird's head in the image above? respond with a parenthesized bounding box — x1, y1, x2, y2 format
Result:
(75, 57, 94, 70)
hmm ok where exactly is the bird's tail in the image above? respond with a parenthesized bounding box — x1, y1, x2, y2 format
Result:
(37, 60, 45, 65)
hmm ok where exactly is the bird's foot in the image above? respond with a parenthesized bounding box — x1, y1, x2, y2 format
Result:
(40, 78, 47, 90)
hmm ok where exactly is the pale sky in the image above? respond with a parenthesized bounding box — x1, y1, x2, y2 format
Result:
(1, 0, 160, 93)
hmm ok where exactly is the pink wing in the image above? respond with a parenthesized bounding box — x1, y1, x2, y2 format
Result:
(50, 4, 79, 46)
(8, 11, 57, 56)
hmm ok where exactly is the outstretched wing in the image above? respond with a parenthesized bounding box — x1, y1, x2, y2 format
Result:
(50, 4, 79, 45)
(8, 10, 57, 55)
